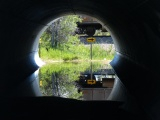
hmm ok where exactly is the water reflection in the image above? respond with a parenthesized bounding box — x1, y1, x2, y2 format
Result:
(39, 61, 115, 100)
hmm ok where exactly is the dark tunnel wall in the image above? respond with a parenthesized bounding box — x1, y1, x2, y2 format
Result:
(1, 0, 160, 120)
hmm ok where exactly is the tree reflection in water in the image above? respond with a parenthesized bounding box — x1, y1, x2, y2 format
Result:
(39, 61, 112, 100)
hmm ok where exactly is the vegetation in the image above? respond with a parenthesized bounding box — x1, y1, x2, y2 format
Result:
(38, 15, 115, 99)
(40, 43, 114, 62)
(39, 15, 115, 62)
(39, 62, 106, 99)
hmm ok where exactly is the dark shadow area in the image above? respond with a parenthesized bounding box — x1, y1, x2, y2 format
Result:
(1, 97, 147, 120)
(0, 0, 160, 120)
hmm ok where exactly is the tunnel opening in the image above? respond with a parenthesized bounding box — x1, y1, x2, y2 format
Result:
(38, 14, 116, 101)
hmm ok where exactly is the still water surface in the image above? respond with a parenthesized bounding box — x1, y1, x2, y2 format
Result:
(39, 61, 113, 100)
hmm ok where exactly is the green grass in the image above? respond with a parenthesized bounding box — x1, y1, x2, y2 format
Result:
(40, 44, 115, 61)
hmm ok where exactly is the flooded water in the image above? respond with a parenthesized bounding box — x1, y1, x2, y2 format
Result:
(39, 61, 115, 100)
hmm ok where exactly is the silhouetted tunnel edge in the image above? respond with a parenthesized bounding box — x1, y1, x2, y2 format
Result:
(1, 0, 160, 119)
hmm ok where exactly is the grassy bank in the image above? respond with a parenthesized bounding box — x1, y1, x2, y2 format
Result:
(39, 44, 115, 62)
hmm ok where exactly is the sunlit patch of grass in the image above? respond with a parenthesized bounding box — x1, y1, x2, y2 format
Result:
(40, 44, 115, 61)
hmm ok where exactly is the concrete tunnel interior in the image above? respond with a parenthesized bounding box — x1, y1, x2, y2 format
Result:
(1, 0, 160, 120)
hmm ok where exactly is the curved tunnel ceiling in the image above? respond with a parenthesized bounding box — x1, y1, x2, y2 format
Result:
(1, 0, 160, 120)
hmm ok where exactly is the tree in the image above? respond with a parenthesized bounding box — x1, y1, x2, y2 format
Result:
(41, 15, 82, 49)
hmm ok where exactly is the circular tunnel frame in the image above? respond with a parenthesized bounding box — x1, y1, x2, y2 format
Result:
(1, 0, 160, 120)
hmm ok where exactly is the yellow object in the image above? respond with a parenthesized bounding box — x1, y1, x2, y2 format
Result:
(87, 37, 96, 42)
(87, 80, 96, 84)
(40, 81, 43, 86)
